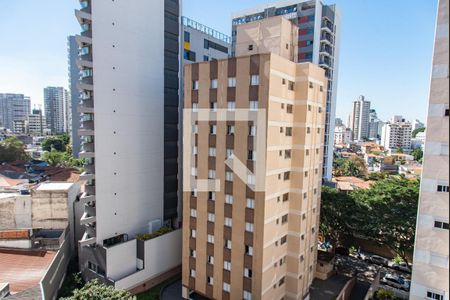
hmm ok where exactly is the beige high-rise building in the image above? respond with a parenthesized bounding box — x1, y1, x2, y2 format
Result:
(182, 16, 327, 300)
(410, 0, 449, 299)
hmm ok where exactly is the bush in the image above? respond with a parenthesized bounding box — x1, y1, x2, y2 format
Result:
(136, 227, 172, 242)
(60, 279, 135, 300)
(370, 288, 402, 300)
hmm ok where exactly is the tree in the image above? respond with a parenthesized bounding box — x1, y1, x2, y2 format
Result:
(61, 279, 135, 300)
(412, 148, 423, 162)
(396, 147, 404, 154)
(0, 136, 30, 162)
(350, 178, 419, 266)
(42, 134, 70, 152)
(333, 156, 368, 178)
(412, 127, 425, 138)
(370, 288, 399, 300)
(42, 151, 85, 168)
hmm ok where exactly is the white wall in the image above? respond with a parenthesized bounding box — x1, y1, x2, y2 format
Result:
(114, 229, 182, 290)
(92, 0, 166, 243)
(106, 239, 137, 281)
(0, 239, 31, 248)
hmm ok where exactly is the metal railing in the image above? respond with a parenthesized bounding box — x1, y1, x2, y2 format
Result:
(182, 16, 231, 44)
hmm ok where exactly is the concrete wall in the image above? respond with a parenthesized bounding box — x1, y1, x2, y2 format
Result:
(115, 229, 182, 290)
(40, 238, 71, 300)
(32, 189, 70, 229)
(0, 194, 31, 230)
(106, 239, 137, 281)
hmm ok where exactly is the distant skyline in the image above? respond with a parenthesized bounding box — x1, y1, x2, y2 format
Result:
(0, 0, 438, 122)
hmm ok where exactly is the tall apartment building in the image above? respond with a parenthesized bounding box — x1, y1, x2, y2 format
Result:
(411, 0, 449, 299)
(368, 109, 383, 140)
(74, 0, 182, 290)
(381, 116, 413, 154)
(44, 87, 68, 134)
(28, 109, 47, 135)
(231, 0, 340, 181)
(182, 17, 327, 300)
(0, 93, 31, 131)
(182, 17, 231, 64)
(412, 119, 425, 131)
(349, 95, 371, 141)
(334, 125, 351, 145)
(68, 35, 81, 158)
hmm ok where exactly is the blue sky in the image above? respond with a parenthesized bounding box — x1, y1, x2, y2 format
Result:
(0, 0, 437, 122)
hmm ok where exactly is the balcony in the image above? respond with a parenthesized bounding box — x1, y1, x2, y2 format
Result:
(75, 9, 92, 26)
(85, 203, 96, 217)
(78, 98, 94, 114)
(79, 0, 91, 14)
(79, 192, 96, 204)
(80, 231, 96, 247)
(81, 119, 94, 132)
(77, 56, 93, 69)
(321, 21, 334, 34)
(80, 211, 96, 226)
(321, 34, 334, 46)
(85, 183, 96, 196)
(79, 142, 95, 159)
(80, 171, 95, 181)
(75, 35, 92, 47)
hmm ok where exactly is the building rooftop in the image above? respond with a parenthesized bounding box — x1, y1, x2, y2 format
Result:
(0, 249, 56, 294)
(182, 16, 231, 44)
(36, 182, 74, 192)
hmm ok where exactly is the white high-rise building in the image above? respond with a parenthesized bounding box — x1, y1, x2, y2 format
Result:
(44, 87, 69, 134)
(0, 93, 31, 131)
(334, 125, 352, 145)
(381, 116, 413, 154)
(411, 0, 449, 299)
(349, 95, 371, 141)
(231, 0, 341, 181)
(75, 0, 182, 290)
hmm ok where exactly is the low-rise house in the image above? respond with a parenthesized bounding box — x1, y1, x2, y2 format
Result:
(333, 176, 374, 192)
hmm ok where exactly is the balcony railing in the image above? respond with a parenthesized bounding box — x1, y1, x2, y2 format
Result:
(85, 183, 96, 196)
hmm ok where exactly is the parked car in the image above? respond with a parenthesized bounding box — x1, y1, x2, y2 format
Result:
(365, 255, 389, 266)
(380, 273, 411, 291)
(392, 262, 412, 273)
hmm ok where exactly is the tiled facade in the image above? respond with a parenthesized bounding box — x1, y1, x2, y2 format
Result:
(182, 53, 326, 300)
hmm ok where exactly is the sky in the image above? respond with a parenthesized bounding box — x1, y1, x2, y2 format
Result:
(0, 0, 438, 122)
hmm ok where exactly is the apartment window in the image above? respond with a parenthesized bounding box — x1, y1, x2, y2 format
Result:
(288, 81, 295, 91)
(307, 127, 311, 134)
(225, 125, 234, 136)
(248, 150, 256, 161)
(282, 214, 288, 224)
(301, 234, 305, 241)
(190, 249, 196, 258)
(87, 261, 97, 273)
(211, 79, 218, 89)
(250, 101, 259, 110)
(224, 261, 231, 271)
(190, 269, 196, 278)
(283, 193, 289, 202)
(191, 189, 198, 197)
(245, 245, 253, 256)
(437, 185, 449, 192)
(305, 171, 309, 177)
(192, 125, 198, 134)
(247, 174, 256, 185)
(317, 128, 321, 134)
(244, 268, 253, 278)
(207, 234, 215, 244)
(249, 125, 257, 136)
(243, 291, 252, 300)
(285, 150, 292, 159)
(225, 194, 234, 204)
(208, 213, 215, 223)
(184, 31, 191, 42)
(209, 147, 216, 157)
(312, 227, 316, 234)
(286, 127, 293, 137)
(445, 108, 449, 117)
(192, 80, 199, 90)
(320, 85, 324, 92)
(284, 172, 290, 181)
(281, 103, 285, 109)
(316, 148, 319, 154)
(306, 149, 310, 156)
(191, 229, 197, 238)
(248, 45, 254, 51)
(308, 105, 312, 111)
(203, 55, 209, 62)
(210, 102, 217, 111)
(251, 75, 259, 86)
(434, 221, 450, 230)
(309, 82, 313, 89)
(303, 192, 308, 199)
(226, 171, 234, 182)
(225, 239, 232, 249)
(318, 107, 322, 113)
(226, 149, 234, 159)
(190, 209, 197, 218)
(192, 146, 198, 155)
(302, 213, 307, 220)
(314, 188, 317, 195)
(300, 255, 304, 262)
(247, 198, 255, 209)
(280, 235, 287, 245)
(192, 103, 199, 112)
(246, 222, 254, 232)
(207, 276, 214, 285)
(210, 125, 217, 135)
(207, 255, 214, 265)
(280, 127, 284, 133)
(225, 217, 233, 227)
(228, 77, 237, 87)
(223, 283, 231, 292)
(279, 277, 285, 287)
(208, 170, 216, 179)
(282, 78, 286, 85)
(427, 291, 444, 300)
(287, 104, 293, 114)
(209, 192, 216, 201)
(228, 101, 236, 111)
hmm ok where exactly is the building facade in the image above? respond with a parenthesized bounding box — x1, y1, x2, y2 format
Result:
(381, 117, 413, 154)
(28, 109, 47, 136)
(68, 35, 81, 158)
(0, 93, 31, 131)
(334, 125, 351, 145)
(182, 17, 231, 64)
(349, 95, 371, 141)
(411, 0, 449, 299)
(231, 0, 341, 181)
(182, 32, 327, 299)
(368, 109, 383, 140)
(75, 0, 182, 290)
(44, 87, 68, 134)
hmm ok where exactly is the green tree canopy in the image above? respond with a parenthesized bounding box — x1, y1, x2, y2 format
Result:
(42, 151, 85, 168)
(42, 134, 70, 152)
(412, 127, 425, 138)
(61, 279, 135, 300)
(412, 148, 424, 162)
(333, 156, 368, 178)
(0, 136, 30, 163)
